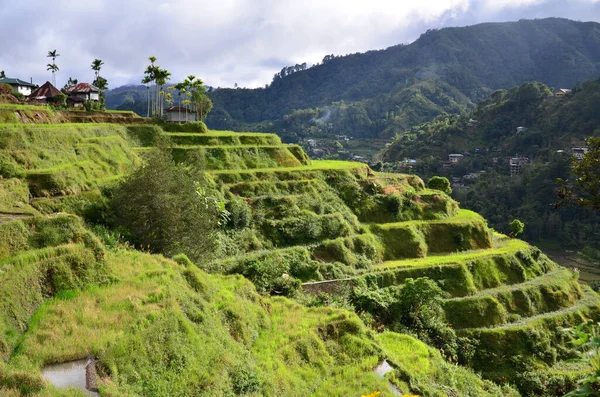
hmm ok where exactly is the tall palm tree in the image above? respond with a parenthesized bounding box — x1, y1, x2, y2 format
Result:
(46, 63, 60, 85)
(155, 68, 171, 117)
(91, 59, 104, 81)
(47, 50, 60, 86)
(142, 56, 157, 117)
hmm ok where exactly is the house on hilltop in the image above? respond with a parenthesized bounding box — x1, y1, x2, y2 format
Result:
(0, 77, 37, 96)
(448, 154, 464, 163)
(29, 81, 62, 102)
(509, 157, 529, 176)
(164, 106, 198, 123)
(554, 88, 571, 97)
(64, 83, 100, 102)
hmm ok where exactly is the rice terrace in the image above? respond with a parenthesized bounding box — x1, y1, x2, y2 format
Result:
(2, 5, 600, 397)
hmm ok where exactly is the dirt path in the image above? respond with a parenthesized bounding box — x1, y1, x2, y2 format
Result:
(0, 213, 33, 225)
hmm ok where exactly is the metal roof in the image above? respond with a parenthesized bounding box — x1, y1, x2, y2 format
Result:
(165, 106, 194, 113)
(0, 77, 37, 87)
(29, 81, 62, 98)
(64, 82, 99, 93)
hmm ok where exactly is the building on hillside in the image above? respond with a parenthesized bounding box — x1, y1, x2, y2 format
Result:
(509, 157, 529, 176)
(448, 154, 464, 163)
(516, 126, 528, 134)
(554, 88, 571, 97)
(164, 106, 198, 123)
(29, 81, 62, 102)
(64, 83, 100, 101)
(572, 147, 588, 160)
(0, 77, 37, 96)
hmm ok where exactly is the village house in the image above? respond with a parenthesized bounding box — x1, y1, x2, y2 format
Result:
(448, 154, 464, 163)
(516, 126, 527, 134)
(164, 106, 198, 123)
(554, 88, 571, 97)
(572, 147, 588, 160)
(64, 83, 100, 102)
(509, 157, 529, 176)
(29, 81, 62, 103)
(0, 77, 37, 96)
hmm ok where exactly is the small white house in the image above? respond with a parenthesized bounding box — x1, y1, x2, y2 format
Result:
(516, 126, 528, 134)
(448, 154, 464, 163)
(0, 77, 37, 96)
(164, 106, 198, 123)
(572, 147, 588, 160)
(64, 83, 100, 101)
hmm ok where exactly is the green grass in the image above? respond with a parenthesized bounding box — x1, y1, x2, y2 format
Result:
(376, 237, 527, 270)
(0, 104, 53, 112)
(443, 268, 582, 328)
(210, 160, 367, 174)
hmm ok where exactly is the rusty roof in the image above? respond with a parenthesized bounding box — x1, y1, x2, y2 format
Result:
(64, 82, 99, 93)
(165, 106, 194, 113)
(29, 81, 62, 98)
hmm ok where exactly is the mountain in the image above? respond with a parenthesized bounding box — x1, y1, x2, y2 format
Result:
(105, 18, 600, 149)
(104, 84, 150, 116)
(378, 78, 600, 252)
(202, 17, 600, 141)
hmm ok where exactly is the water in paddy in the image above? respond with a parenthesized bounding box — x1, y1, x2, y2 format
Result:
(42, 359, 98, 396)
(374, 360, 402, 396)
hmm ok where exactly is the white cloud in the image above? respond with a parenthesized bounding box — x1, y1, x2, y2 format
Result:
(0, 0, 598, 89)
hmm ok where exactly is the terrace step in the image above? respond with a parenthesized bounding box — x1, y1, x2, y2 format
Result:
(359, 241, 556, 297)
(442, 268, 581, 329)
(458, 289, 600, 381)
(165, 132, 282, 146)
(369, 210, 493, 260)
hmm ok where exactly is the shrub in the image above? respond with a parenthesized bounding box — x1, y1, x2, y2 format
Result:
(110, 149, 218, 262)
(428, 176, 452, 194)
(510, 218, 525, 237)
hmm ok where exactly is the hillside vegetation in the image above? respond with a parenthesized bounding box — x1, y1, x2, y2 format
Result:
(0, 106, 598, 395)
(380, 78, 600, 252)
(202, 18, 600, 141)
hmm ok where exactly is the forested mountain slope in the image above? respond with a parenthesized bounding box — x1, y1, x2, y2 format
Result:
(203, 18, 600, 140)
(106, 18, 600, 144)
(379, 78, 600, 251)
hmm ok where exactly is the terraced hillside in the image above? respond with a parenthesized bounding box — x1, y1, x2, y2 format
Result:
(159, 128, 598, 393)
(0, 110, 596, 395)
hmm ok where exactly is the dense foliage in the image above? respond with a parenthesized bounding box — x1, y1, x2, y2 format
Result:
(110, 148, 218, 261)
(381, 79, 600, 250)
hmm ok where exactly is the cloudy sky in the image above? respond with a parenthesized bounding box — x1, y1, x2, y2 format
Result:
(0, 0, 599, 89)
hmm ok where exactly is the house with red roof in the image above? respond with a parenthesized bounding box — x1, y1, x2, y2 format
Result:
(64, 83, 100, 102)
(29, 81, 62, 102)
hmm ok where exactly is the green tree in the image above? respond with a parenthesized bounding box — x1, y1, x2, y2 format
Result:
(110, 149, 218, 261)
(509, 219, 524, 237)
(65, 77, 78, 88)
(192, 90, 212, 120)
(47, 49, 60, 86)
(557, 137, 600, 210)
(0, 70, 5, 79)
(565, 321, 600, 396)
(428, 176, 452, 194)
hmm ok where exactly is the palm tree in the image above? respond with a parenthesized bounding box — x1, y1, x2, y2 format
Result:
(47, 50, 60, 86)
(142, 56, 157, 117)
(91, 59, 104, 81)
(174, 82, 186, 123)
(47, 63, 60, 85)
(155, 68, 171, 117)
